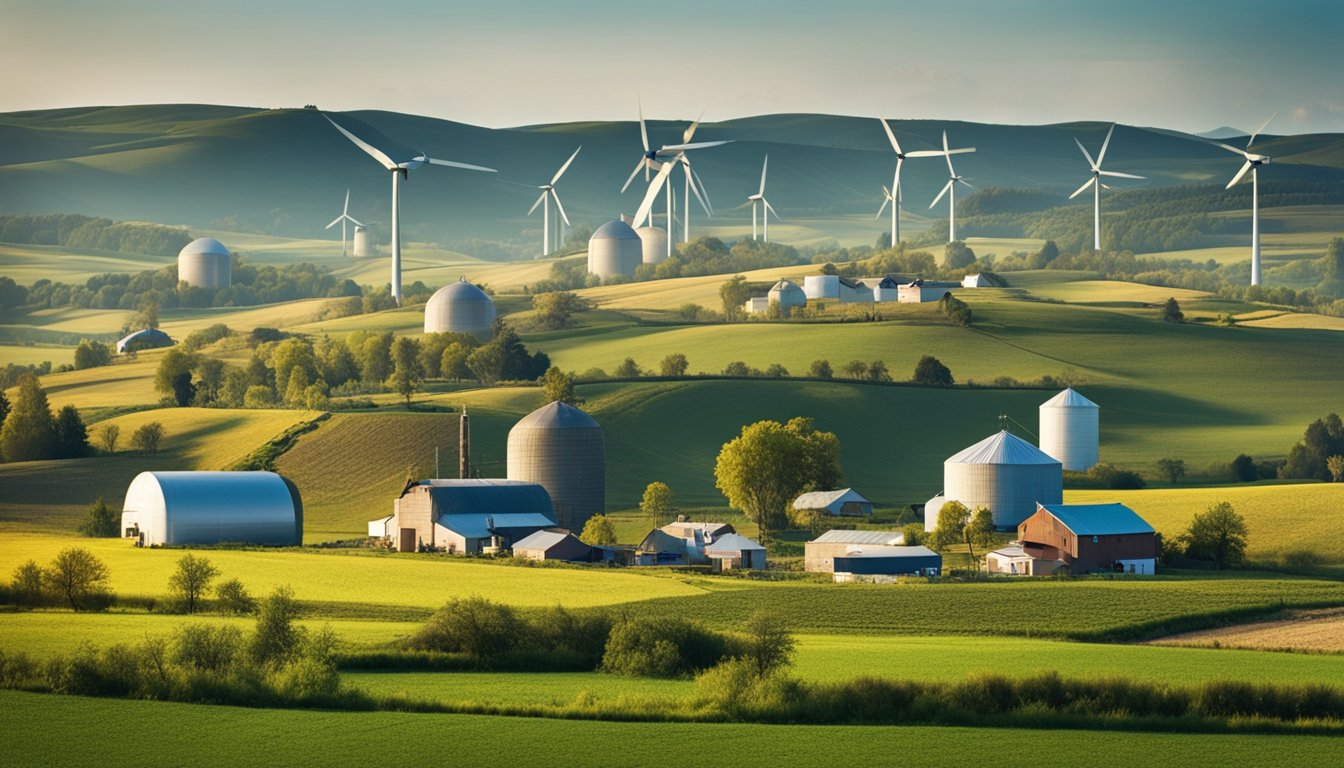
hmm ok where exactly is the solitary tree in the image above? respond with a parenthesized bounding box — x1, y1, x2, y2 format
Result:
(715, 419, 841, 545)
(42, 547, 111, 611)
(1162, 297, 1184, 323)
(867, 360, 891, 382)
(741, 611, 796, 677)
(808, 360, 833, 379)
(53, 405, 90, 458)
(614, 357, 642, 378)
(579, 514, 618, 546)
(1183, 501, 1248, 569)
(0, 374, 57, 462)
(79, 497, 120, 538)
(388, 336, 424, 406)
(129, 421, 166, 454)
(1156, 458, 1186, 484)
(719, 275, 751, 321)
(640, 482, 676, 528)
(169, 554, 221, 614)
(912, 355, 954, 386)
(659, 353, 689, 377)
(931, 501, 970, 552)
(540, 367, 582, 405)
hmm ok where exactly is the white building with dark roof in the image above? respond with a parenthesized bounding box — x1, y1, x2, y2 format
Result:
(793, 488, 873, 517)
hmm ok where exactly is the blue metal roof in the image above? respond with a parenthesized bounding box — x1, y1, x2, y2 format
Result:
(439, 512, 558, 540)
(1037, 503, 1153, 536)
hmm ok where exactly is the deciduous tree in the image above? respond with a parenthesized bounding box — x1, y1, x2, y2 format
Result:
(169, 554, 221, 614)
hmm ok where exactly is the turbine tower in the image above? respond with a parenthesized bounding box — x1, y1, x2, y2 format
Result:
(676, 110, 721, 244)
(1214, 113, 1277, 286)
(323, 114, 496, 305)
(527, 146, 581, 257)
(1069, 123, 1145, 251)
(325, 189, 363, 257)
(928, 130, 976, 243)
(746, 155, 777, 242)
(877, 118, 946, 245)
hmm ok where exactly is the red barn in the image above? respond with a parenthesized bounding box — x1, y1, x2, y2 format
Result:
(1018, 502, 1157, 575)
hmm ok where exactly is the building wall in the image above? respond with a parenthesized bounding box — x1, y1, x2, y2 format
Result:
(395, 488, 435, 552)
(804, 541, 856, 572)
(832, 554, 941, 575)
(1018, 508, 1157, 573)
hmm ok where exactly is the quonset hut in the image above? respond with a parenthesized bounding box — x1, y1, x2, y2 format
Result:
(928, 430, 1063, 532)
(424, 278, 497, 340)
(1038, 388, 1100, 471)
(177, 237, 232, 289)
(120, 471, 302, 546)
(588, 220, 642, 278)
(507, 401, 605, 532)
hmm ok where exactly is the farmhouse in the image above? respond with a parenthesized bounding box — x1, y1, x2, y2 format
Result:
(377, 479, 557, 554)
(116, 327, 173, 354)
(985, 542, 1066, 576)
(1017, 502, 1157, 574)
(635, 528, 690, 566)
(793, 488, 873, 517)
(511, 529, 594, 562)
(120, 470, 302, 546)
(704, 533, 767, 571)
(832, 546, 942, 582)
(804, 529, 905, 572)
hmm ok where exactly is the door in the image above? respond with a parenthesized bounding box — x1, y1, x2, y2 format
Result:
(399, 528, 416, 553)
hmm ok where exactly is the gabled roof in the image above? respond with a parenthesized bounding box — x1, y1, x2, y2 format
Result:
(946, 430, 1061, 466)
(836, 544, 938, 559)
(1036, 503, 1154, 536)
(793, 488, 870, 510)
(1040, 388, 1099, 409)
(838, 276, 865, 290)
(512, 529, 579, 551)
(637, 528, 687, 554)
(705, 533, 765, 554)
(811, 529, 904, 545)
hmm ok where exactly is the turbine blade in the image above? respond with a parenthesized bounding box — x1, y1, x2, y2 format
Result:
(1098, 170, 1145, 180)
(325, 215, 343, 229)
(691, 165, 714, 215)
(1069, 177, 1096, 199)
(1096, 123, 1116, 166)
(425, 157, 497, 173)
(527, 190, 547, 216)
(660, 140, 731, 152)
(943, 147, 976, 155)
(876, 196, 889, 219)
(1248, 111, 1278, 148)
(621, 157, 645, 193)
(346, 215, 364, 227)
(552, 191, 570, 227)
(957, 178, 974, 189)
(930, 180, 952, 208)
(1213, 140, 1249, 157)
(943, 131, 953, 175)
(904, 150, 945, 158)
(687, 169, 711, 216)
(683, 108, 705, 144)
(324, 114, 398, 171)
(758, 154, 768, 196)
(551, 145, 582, 185)
(633, 159, 678, 227)
(1226, 160, 1253, 189)
(343, 189, 350, 215)
(764, 199, 779, 220)
(1074, 137, 1097, 169)
(880, 118, 902, 155)
(639, 101, 649, 152)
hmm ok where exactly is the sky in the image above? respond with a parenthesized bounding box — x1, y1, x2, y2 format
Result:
(2, 0, 1342, 133)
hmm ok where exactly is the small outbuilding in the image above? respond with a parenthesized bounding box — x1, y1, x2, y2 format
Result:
(120, 470, 302, 546)
(961, 273, 991, 288)
(379, 479, 557, 554)
(659, 520, 735, 562)
(805, 529, 906, 572)
(898, 279, 958, 303)
(116, 328, 174, 354)
(831, 545, 942, 582)
(868, 275, 902, 302)
(793, 488, 873, 517)
(635, 528, 690, 566)
(704, 533, 766, 571)
(1017, 502, 1157, 575)
(511, 529, 594, 562)
(424, 278, 497, 340)
(985, 542, 1065, 576)
(742, 296, 770, 314)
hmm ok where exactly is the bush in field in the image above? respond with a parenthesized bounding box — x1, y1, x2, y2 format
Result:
(249, 587, 305, 666)
(8, 560, 47, 607)
(79, 497, 120, 538)
(602, 616, 732, 678)
(901, 523, 926, 547)
(738, 611, 795, 677)
(169, 554, 220, 614)
(128, 421, 165, 454)
(172, 624, 243, 672)
(42, 547, 112, 611)
(408, 597, 523, 659)
(214, 578, 257, 615)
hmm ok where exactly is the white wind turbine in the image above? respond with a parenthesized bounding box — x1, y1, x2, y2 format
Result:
(877, 118, 947, 245)
(1213, 112, 1278, 286)
(323, 114, 496, 305)
(1069, 123, 1145, 251)
(675, 110, 722, 244)
(325, 189, 364, 257)
(527, 146, 581, 257)
(928, 130, 976, 243)
(746, 155, 778, 242)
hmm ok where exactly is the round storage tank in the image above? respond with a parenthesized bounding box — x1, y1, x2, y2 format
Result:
(635, 225, 669, 264)
(938, 430, 1062, 531)
(506, 401, 604, 532)
(177, 237, 232, 289)
(424, 278, 497, 340)
(803, 274, 840, 301)
(768, 279, 807, 316)
(353, 226, 375, 258)
(588, 220, 642, 278)
(120, 470, 302, 546)
(1039, 388, 1099, 471)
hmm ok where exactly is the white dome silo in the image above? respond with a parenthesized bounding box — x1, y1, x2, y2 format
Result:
(177, 237, 232, 289)
(352, 225, 375, 258)
(936, 430, 1062, 531)
(424, 278, 497, 340)
(1039, 388, 1099, 471)
(587, 220, 642, 278)
(768, 279, 807, 317)
(635, 225, 669, 264)
(507, 401, 605, 532)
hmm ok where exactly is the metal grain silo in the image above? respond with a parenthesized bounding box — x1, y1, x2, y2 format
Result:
(588, 220, 642, 277)
(424, 278, 497, 340)
(177, 237, 232, 289)
(768, 279, 807, 316)
(506, 401, 604, 532)
(635, 225, 668, 264)
(352, 225, 375, 258)
(803, 275, 840, 301)
(942, 430, 1062, 530)
(1039, 388, 1099, 471)
(120, 470, 303, 546)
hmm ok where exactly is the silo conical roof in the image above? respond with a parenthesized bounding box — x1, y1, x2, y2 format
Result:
(946, 430, 1060, 465)
(1040, 387, 1098, 408)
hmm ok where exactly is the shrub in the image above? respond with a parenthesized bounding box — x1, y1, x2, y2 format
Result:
(95, 423, 121, 454)
(1230, 453, 1257, 482)
(408, 597, 522, 659)
(215, 579, 257, 615)
(79, 497, 120, 538)
(808, 360, 833, 379)
(172, 624, 242, 672)
(8, 560, 47, 607)
(737, 611, 795, 677)
(912, 355, 953, 386)
(249, 587, 305, 666)
(128, 421, 165, 454)
(900, 523, 926, 547)
(602, 616, 732, 678)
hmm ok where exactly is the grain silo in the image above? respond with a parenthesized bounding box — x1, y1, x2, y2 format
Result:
(1039, 388, 1099, 471)
(803, 275, 840, 301)
(506, 401, 604, 532)
(120, 471, 303, 546)
(424, 278, 497, 340)
(177, 237, 232, 289)
(937, 430, 1062, 531)
(352, 225, 375, 258)
(635, 225, 669, 264)
(588, 220, 642, 278)
(768, 279, 807, 316)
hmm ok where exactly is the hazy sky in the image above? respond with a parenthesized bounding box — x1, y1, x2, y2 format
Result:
(3, 0, 1341, 133)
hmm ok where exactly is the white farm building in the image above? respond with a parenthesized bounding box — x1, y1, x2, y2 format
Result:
(588, 220, 642, 277)
(793, 488, 873, 517)
(120, 471, 303, 546)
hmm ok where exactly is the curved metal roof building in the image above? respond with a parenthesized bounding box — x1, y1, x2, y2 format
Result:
(1039, 387, 1099, 471)
(937, 430, 1062, 531)
(115, 328, 174, 354)
(588, 220, 642, 278)
(177, 237, 232, 289)
(506, 401, 604, 532)
(424, 278, 497, 339)
(120, 470, 303, 546)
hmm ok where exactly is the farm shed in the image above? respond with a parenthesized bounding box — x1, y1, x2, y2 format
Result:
(511, 529, 594, 562)
(805, 529, 906, 572)
(793, 488, 873, 517)
(931, 430, 1063, 532)
(985, 543, 1065, 576)
(507, 401, 605, 533)
(704, 533, 766, 571)
(1018, 502, 1157, 575)
(635, 529, 690, 566)
(831, 545, 942, 582)
(742, 296, 769, 314)
(803, 274, 840, 301)
(120, 471, 302, 546)
(868, 275, 902, 302)
(380, 479, 557, 554)
(660, 520, 735, 562)
(116, 328, 173, 354)
(898, 279, 958, 303)
(961, 273, 991, 288)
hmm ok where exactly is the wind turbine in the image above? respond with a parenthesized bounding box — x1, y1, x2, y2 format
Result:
(675, 110, 721, 244)
(323, 114, 496, 305)
(1069, 123, 1145, 251)
(1213, 112, 1277, 286)
(325, 189, 363, 257)
(877, 118, 946, 245)
(928, 130, 976, 243)
(527, 146, 581, 257)
(746, 155, 778, 242)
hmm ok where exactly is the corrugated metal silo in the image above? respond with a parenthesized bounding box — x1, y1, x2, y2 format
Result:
(768, 279, 807, 316)
(424, 278, 497, 340)
(506, 401, 604, 532)
(803, 275, 840, 300)
(1039, 388, 1099, 471)
(120, 470, 302, 546)
(635, 226, 668, 264)
(942, 430, 1062, 530)
(353, 225, 375, 258)
(588, 220, 642, 277)
(177, 237, 232, 289)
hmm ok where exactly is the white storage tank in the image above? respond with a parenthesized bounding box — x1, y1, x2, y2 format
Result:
(803, 274, 840, 301)
(424, 278, 497, 340)
(120, 470, 303, 546)
(768, 279, 807, 316)
(177, 237, 232, 289)
(937, 430, 1062, 531)
(588, 220, 642, 278)
(635, 226, 669, 264)
(1039, 388, 1100, 471)
(353, 225, 375, 258)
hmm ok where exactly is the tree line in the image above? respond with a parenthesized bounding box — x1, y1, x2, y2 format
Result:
(0, 213, 191, 257)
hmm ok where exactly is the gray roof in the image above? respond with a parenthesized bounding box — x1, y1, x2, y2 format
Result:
(429, 278, 492, 304)
(592, 220, 640, 240)
(946, 430, 1061, 466)
(794, 488, 870, 510)
(409, 479, 557, 536)
(116, 327, 174, 352)
(811, 529, 904, 545)
(1040, 387, 1099, 409)
(1037, 503, 1154, 536)
(512, 529, 577, 551)
(837, 544, 938, 559)
(705, 533, 765, 554)
(179, 237, 229, 256)
(638, 528, 687, 554)
(439, 512, 558, 540)
(513, 401, 600, 431)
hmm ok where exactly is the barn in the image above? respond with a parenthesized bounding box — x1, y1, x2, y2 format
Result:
(380, 479, 557, 554)
(635, 528, 690, 566)
(511, 529, 594, 562)
(793, 488, 873, 517)
(120, 471, 302, 546)
(1017, 502, 1157, 574)
(804, 529, 906, 572)
(704, 533, 767, 571)
(831, 546, 942, 582)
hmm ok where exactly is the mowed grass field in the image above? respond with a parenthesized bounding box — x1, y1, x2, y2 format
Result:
(8, 692, 1339, 768)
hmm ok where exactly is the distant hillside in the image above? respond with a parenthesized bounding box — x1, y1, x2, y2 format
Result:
(2, 104, 1341, 250)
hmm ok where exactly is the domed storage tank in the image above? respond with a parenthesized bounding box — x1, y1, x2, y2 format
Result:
(588, 220, 642, 278)
(177, 237, 232, 289)
(424, 278, 497, 340)
(768, 279, 807, 316)
(507, 401, 604, 532)
(1039, 388, 1099, 471)
(352, 225, 375, 258)
(934, 430, 1062, 531)
(635, 225, 668, 264)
